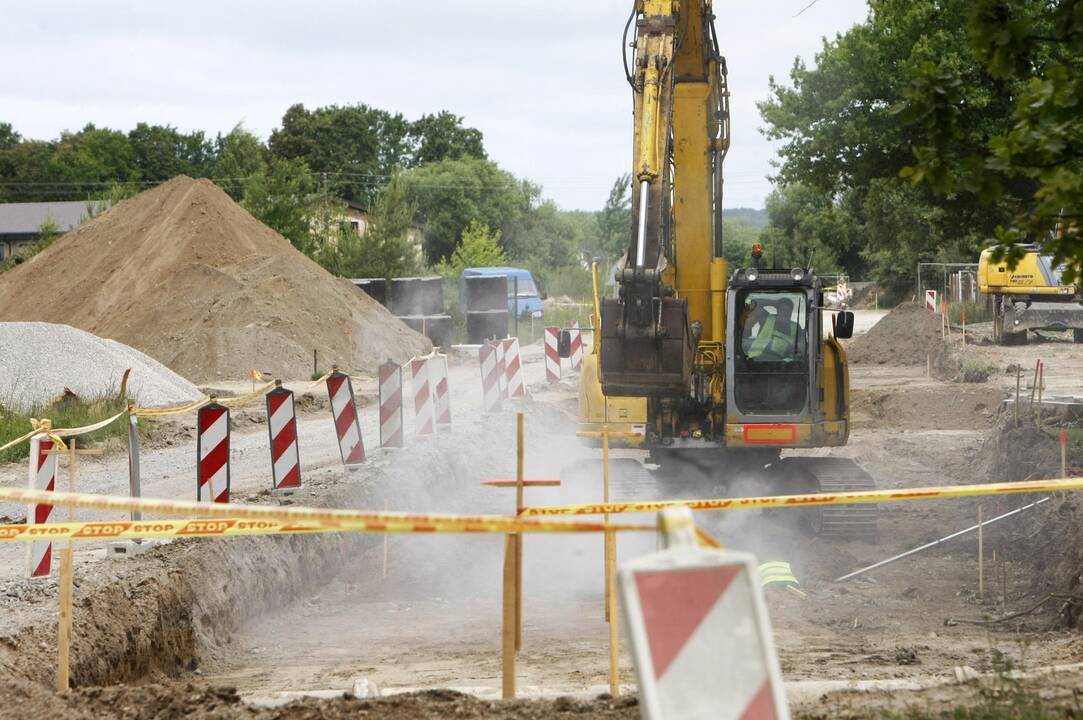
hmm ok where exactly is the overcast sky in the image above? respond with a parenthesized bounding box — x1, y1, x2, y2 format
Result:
(0, 1, 869, 211)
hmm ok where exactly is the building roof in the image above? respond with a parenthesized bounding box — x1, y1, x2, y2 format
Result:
(0, 201, 108, 235)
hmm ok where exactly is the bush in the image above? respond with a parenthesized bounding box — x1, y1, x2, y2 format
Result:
(959, 361, 998, 383)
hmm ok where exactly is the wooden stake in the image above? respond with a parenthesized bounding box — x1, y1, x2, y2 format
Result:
(382, 501, 389, 579)
(1062, 431, 1069, 479)
(1014, 367, 1021, 428)
(926, 353, 931, 378)
(502, 533, 517, 700)
(601, 425, 619, 695)
(603, 426, 612, 622)
(977, 505, 984, 603)
(1037, 363, 1044, 429)
(1000, 544, 1008, 614)
(515, 413, 524, 653)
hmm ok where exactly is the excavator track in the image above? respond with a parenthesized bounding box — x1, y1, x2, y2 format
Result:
(789, 457, 879, 543)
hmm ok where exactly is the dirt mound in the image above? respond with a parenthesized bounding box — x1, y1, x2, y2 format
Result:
(850, 384, 1003, 431)
(845, 303, 946, 366)
(0, 177, 429, 382)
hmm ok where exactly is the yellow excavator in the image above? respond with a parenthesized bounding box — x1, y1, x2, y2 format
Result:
(978, 229, 1083, 345)
(564, 0, 876, 540)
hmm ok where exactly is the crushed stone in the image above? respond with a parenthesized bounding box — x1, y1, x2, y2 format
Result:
(0, 322, 202, 411)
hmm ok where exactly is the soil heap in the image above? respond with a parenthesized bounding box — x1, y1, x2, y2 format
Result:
(0, 177, 429, 382)
(844, 302, 945, 366)
(0, 322, 201, 411)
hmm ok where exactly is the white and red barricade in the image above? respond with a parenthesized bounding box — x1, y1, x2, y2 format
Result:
(410, 357, 435, 436)
(326, 370, 366, 467)
(26, 436, 57, 578)
(925, 289, 938, 313)
(493, 339, 509, 399)
(197, 403, 231, 503)
(567, 320, 584, 371)
(379, 361, 404, 448)
(478, 343, 502, 414)
(265, 383, 301, 490)
(544, 326, 561, 382)
(502, 337, 525, 398)
(433, 354, 452, 428)
(620, 507, 789, 720)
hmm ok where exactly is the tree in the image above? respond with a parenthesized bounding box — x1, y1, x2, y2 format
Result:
(757, 0, 1024, 294)
(269, 103, 411, 205)
(215, 124, 269, 198)
(437, 220, 507, 277)
(343, 174, 421, 279)
(241, 157, 316, 254)
(0, 123, 20, 151)
(898, 0, 1083, 280)
(408, 111, 486, 167)
(594, 174, 632, 264)
(128, 123, 213, 180)
(403, 157, 534, 263)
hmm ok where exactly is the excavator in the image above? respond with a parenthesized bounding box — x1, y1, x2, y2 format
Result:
(565, 0, 877, 540)
(978, 225, 1083, 345)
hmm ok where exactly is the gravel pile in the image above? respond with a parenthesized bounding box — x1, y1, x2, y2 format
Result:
(0, 322, 202, 412)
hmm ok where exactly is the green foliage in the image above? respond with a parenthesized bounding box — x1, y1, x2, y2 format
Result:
(338, 174, 421, 280)
(128, 123, 214, 180)
(215, 124, 269, 199)
(898, 0, 1083, 282)
(0, 397, 129, 464)
(959, 360, 998, 383)
(241, 157, 317, 253)
(757, 184, 844, 274)
(721, 217, 761, 269)
(758, 0, 1024, 291)
(436, 220, 507, 277)
(593, 174, 632, 263)
(403, 157, 534, 263)
(409, 111, 487, 167)
(32, 215, 62, 254)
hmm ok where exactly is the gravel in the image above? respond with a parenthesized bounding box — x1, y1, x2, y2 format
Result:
(0, 322, 202, 411)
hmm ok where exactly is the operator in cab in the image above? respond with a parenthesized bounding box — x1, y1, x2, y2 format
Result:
(743, 296, 804, 361)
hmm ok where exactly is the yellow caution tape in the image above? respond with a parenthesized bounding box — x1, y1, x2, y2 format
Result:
(0, 487, 654, 538)
(216, 382, 276, 407)
(518, 476, 1083, 517)
(131, 397, 211, 417)
(0, 411, 128, 454)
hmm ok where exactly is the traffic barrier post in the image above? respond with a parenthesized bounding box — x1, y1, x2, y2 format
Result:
(502, 338, 525, 399)
(433, 354, 452, 428)
(567, 321, 584, 371)
(411, 357, 435, 436)
(379, 361, 405, 449)
(197, 401, 231, 503)
(326, 368, 366, 467)
(266, 381, 302, 491)
(544, 326, 561, 382)
(494, 340, 509, 400)
(26, 436, 58, 578)
(479, 344, 503, 414)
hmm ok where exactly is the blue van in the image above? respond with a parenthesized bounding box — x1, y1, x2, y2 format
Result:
(462, 267, 544, 317)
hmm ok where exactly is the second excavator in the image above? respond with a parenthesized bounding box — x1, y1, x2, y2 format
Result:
(571, 0, 877, 540)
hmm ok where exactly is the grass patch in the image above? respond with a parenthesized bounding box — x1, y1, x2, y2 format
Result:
(958, 361, 999, 383)
(948, 300, 994, 325)
(0, 395, 130, 464)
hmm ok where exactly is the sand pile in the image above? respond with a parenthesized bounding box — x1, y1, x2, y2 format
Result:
(0, 322, 202, 411)
(844, 302, 945, 366)
(0, 177, 429, 382)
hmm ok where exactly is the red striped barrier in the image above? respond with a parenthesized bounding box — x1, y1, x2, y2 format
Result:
(411, 357, 435, 436)
(266, 383, 301, 490)
(379, 361, 404, 449)
(502, 337, 525, 398)
(197, 403, 230, 503)
(479, 343, 503, 414)
(544, 326, 561, 382)
(567, 320, 584, 371)
(433, 354, 452, 428)
(326, 371, 366, 467)
(494, 339, 509, 399)
(26, 436, 57, 578)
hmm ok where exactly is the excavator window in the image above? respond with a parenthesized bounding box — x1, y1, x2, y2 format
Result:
(734, 290, 809, 415)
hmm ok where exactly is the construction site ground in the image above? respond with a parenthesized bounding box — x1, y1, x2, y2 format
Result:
(1, 310, 1082, 718)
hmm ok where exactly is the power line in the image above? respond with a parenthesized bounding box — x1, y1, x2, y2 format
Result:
(793, 0, 823, 18)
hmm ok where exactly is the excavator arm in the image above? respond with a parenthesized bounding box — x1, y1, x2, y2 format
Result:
(601, 0, 730, 400)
